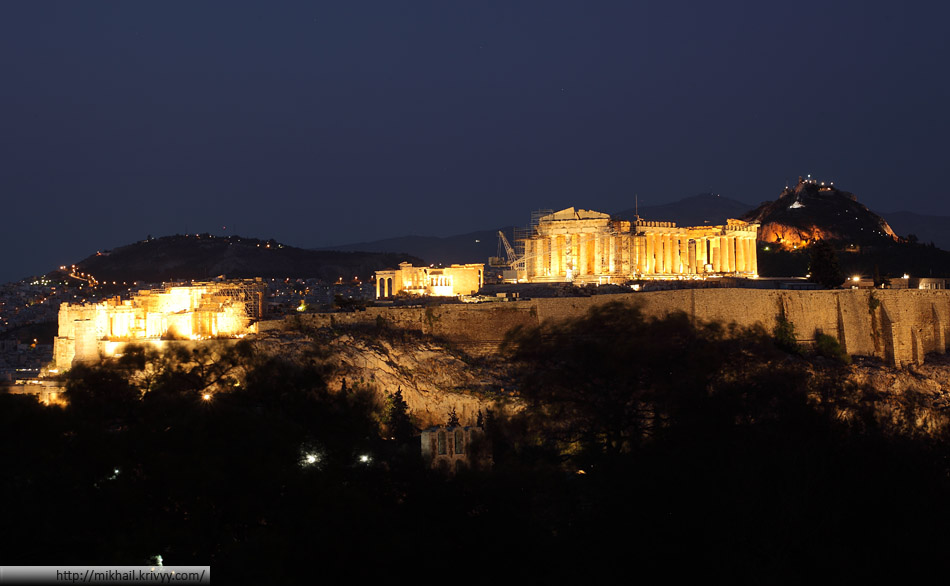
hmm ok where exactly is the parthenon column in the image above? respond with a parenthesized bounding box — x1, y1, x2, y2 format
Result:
(594, 235, 603, 275)
(661, 234, 671, 274)
(719, 236, 730, 273)
(578, 235, 588, 276)
(646, 234, 655, 273)
(726, 236, 736, 273)
(679, 236, 689, 274)
(735, 234, 746, 273)
(750, 238, 758, 274)
(711, 238, 721, 272)
(672, 236, 681, 274)
(565, 235, 574, 278)
(630, 235, 639, 274)
(745, 237, 754, 273)
(608, 235, 616, 274)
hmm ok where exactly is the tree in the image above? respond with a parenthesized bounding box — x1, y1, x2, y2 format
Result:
(808, 239, 844, 289)
(447, 406, 460, 427)
(387, 388, 414, 442)
(873, 264, 885, 289)
(501, 301, 810, 463)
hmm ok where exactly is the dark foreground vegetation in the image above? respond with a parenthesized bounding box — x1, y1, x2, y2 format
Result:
(4, 303, 950, 583)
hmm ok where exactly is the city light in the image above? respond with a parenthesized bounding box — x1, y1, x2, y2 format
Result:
(299, 446, 324, 469)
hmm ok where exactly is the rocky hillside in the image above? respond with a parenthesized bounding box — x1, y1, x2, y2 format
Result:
(65, 234, 424, 283)
(744, 178, 899, 249)
(252, 327, 519, 428)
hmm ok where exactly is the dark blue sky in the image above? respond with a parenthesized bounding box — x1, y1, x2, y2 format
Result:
(2, 1, 948, 283)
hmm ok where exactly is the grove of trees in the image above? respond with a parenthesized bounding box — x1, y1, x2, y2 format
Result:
(4, 306, 950, 582)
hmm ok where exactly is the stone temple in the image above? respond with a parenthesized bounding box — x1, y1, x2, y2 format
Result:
(52, 280, 266, 371)
(376, 262, 484, 299)
(519, 207, 759, 283)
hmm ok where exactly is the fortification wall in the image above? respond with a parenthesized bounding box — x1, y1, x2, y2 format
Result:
(261, 289, 950, 367)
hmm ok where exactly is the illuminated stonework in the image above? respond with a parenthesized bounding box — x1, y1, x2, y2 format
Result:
(52, 280, 266, 370)
(376, 262, 484, 299)
(520, 207, 759, 283)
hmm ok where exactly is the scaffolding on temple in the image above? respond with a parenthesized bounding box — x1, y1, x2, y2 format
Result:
(511, 209, 553, 273)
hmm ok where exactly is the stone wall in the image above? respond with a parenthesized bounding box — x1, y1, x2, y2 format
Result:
(261, 289, 950, 367)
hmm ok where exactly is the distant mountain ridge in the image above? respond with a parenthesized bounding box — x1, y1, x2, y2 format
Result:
(64, 234, 424, 283)
(322, 193, 757, 265)
(614, 193, 756, 226)
(320, 229, 513, 267)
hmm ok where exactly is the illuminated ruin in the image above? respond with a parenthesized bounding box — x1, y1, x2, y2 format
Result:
(52, 280, 266, 370)
(518, 207, 759, 283)
(376, 262, 484, 299)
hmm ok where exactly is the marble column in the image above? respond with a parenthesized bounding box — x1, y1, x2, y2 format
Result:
(661, 234, 671, 274)
(719, 236, 729, 272)
(594, 235, 603, 275)
(711, 239, 721, 273)
(565, 235, 574, 278)
(735, 234, 745, 273)
(750, 238, 758, 274)
(680, 237, 689, 274)
(672, 236, 681, 274)
(578, 235, 588, 276)
(698, 237, 708, 270)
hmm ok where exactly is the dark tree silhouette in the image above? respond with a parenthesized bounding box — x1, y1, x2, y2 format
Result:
(501, 301, 804, 461)
(808, 239, 844, 288)
(387, 388, 414, 442)
(447, 406, 460, 427)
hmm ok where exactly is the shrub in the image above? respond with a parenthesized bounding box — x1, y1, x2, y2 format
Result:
(814, 330, 851, 364)
(774, 315, 801, 355)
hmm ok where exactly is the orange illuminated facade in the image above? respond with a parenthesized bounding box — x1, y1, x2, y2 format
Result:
(52, 280, 266, 370)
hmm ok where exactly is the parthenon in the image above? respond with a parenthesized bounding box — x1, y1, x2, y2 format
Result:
(520, 208, 759, 283)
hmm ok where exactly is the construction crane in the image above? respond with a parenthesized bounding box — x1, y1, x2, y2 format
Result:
(495, 230, 526, 271)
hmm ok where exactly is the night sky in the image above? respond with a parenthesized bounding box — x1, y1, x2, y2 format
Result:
(2, 1, 948, 284)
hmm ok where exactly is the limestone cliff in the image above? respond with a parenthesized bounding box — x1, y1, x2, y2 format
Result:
(743, 179, 898, 249)
(251, 328, 517, 429)
(828, 354, 950, 436)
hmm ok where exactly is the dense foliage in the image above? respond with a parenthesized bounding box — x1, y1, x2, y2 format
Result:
(5, 309, 950, 582)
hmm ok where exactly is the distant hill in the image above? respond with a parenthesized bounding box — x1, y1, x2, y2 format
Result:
(322, 194, 758, 264)
(319, 228, 518, 266)
(65, 235, 424, 283)
(614, 193, 756, 226)
(743, 179, 899, 248)
(740, 180, 950, 278)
